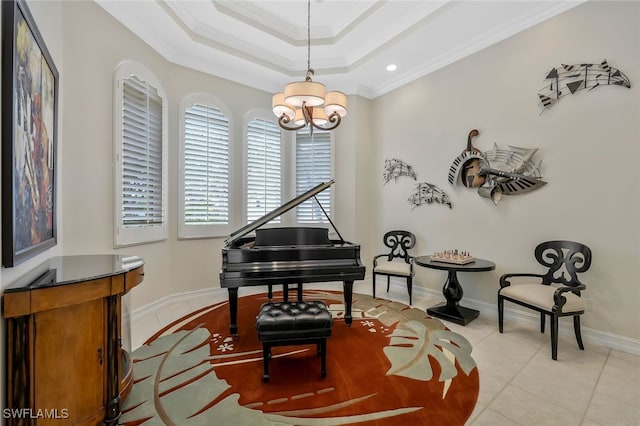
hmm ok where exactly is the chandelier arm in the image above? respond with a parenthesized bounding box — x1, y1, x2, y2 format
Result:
(327, 112, 341, 125)
(311, 112, 342, 131)
(278, 114, 305, 131)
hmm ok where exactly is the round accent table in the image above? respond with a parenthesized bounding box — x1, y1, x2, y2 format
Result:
(414, 256, 495, 325)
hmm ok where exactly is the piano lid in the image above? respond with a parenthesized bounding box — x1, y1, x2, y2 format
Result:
(224, 179, 335, 246)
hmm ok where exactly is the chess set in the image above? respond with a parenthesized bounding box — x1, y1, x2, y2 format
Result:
(431, 250, 476, 265)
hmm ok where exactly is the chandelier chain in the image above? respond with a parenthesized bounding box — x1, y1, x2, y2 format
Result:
(307, 0, 311, 78)
(272, 0, 345, 133)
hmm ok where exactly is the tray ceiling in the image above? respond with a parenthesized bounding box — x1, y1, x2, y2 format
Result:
(97, 0, 583, 99)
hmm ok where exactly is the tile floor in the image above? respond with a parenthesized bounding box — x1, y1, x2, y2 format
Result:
(130, 284, 640, 426)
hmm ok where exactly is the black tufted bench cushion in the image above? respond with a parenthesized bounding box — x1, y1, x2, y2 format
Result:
(256, 300, 332, 383)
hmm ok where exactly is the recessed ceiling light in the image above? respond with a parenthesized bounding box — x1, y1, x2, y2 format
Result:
(386, 64, 397, 72)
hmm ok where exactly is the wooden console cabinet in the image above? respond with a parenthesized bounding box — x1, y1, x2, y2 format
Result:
(2, 255, 144, 425)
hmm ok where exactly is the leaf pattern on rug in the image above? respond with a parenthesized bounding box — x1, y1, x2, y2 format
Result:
(122, 292, 479, 425)
(383, 320, 476, 384)
(120, 328, 275, 425)
(121, 327, 426, 425)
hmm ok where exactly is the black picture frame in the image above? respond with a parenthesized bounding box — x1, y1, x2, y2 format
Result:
(2, 0, 58, 267)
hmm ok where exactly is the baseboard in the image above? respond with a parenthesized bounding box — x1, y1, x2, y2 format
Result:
(405, 283, 640, 356)
(131, 281, 640, 356)
(131, 287, 218, 321)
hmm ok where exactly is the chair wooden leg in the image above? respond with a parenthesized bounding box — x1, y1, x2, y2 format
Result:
(540, 313, 546, 333)
(574, 315, 584, 350)
(498, 294, 504, 333)
(407, 277, 413, 305)
(551, 314, 559, 360)
(372, 273, 376, 299)
(386, 276, 390, 292)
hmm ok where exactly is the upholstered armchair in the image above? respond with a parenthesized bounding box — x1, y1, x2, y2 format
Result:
(373, 230, 416, 305)
(498, 240, 592, 360)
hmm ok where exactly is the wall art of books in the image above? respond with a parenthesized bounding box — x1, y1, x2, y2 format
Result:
(382, 158, 416, 185)
(448, 129, 546, 205)
(537, 60, 631, 113)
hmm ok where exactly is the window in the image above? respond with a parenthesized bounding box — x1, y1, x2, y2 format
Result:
(296, 129, 332, 223)
(179, 96, 231, 238)
(114, 62, 167, 247)
(246, 118, 282, 223)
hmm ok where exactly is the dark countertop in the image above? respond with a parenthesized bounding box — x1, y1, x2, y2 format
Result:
(4, 254, 144, 292)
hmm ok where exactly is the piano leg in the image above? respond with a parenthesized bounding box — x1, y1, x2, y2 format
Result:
(228, 288, 239, 336)
(297, 282, 303, 302)
(343, 280, 354, 326)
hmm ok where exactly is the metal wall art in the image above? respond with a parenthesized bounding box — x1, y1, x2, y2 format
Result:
(383, 158, 416, 185)
(448, 129, 546, 205)
(408, 183, 452, 210)
(538, 60, 631, 112)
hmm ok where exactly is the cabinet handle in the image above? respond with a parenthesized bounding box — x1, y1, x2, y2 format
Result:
(98, 347, 104, 365)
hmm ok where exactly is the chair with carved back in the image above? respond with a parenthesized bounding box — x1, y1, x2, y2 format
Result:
(498, 240, 592, 360)
(373, 230, 416, 305)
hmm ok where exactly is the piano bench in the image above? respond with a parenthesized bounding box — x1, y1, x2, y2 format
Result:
(256, 300, 332, 383)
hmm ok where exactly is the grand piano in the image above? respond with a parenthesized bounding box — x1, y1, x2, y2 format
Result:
(220, 180, 365, 335)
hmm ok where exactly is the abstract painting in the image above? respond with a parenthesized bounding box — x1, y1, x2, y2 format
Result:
(2, 0, 58, 266)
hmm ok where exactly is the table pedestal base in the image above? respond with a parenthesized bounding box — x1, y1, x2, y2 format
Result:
(415, 256, 495, 327)
(427, 303, 479, 326)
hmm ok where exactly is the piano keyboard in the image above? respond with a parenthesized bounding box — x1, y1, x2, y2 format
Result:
(448, 151, 485, 185)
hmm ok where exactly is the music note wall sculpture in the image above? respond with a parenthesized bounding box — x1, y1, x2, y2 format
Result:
(448, 129, 546, 205)
(408, 183, 452, 210)
(538, 60, 631, 113)
(382, 158, 417, 185)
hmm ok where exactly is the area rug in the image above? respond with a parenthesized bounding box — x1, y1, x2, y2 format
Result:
(120, 290, 479, 425)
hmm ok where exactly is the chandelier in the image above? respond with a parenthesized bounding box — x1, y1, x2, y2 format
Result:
(272, 0, 347, 133)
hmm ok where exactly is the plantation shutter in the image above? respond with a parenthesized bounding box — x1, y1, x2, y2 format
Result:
(296, 130, 331, 223)
(184, 104, 229, 224)
(247, 119, 282, 223)
(121, 76, 163, 226)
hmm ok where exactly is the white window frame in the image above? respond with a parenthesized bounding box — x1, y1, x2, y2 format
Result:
(242, 110, 285, 226)
(178, 94, 234, 238)
(113, 61, 168, 247)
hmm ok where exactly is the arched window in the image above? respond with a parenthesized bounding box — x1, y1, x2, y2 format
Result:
(178, 95, 231, 238)
(114, 61, 168, 247)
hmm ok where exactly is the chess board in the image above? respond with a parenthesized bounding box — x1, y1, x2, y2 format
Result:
(430, 252, 476, 265)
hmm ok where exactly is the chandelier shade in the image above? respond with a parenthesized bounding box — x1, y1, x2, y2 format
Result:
(272, 93, 295, 120)
(284, 81, 326, 107)
(272, 0, 347, 133)
(323, 91, 348, 118)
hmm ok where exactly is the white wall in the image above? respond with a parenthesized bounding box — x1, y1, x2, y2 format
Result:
(371, 1, 640, 340)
